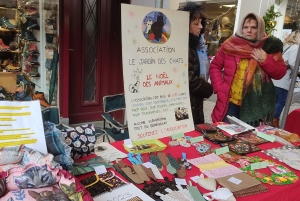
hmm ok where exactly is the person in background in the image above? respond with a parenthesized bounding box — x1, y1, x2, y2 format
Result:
(179, 2, 213, 124)
(272, 31, 300, 127)
(209, 12, 286, 126)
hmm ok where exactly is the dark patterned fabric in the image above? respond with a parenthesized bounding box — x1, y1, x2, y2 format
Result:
(62, 124, 96, 159)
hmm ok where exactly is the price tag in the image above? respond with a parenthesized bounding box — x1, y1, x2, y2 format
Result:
(48, 25, 53, 30)
(228, 177, 242, 185)
(48, 51, 54, 56)
(190, 136, 204, 143)
(124, 139, 133, 148)
(142, 162, 154, 168)
(215, 146, 229, 155)
(175, 178, 187, 185)
(251, 161, 267, 170)
(257, 132, 276, 142)
(94, 165, 107, 175)
(171, 132, 184, 140)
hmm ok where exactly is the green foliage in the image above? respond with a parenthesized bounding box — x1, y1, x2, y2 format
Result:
(263, 5, 282, 36)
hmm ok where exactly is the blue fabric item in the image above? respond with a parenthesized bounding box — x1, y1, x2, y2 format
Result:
(43, 121, 73, 171)
(222, 102, 241, 123)
(54, 154, 74, 172)
(275, 86, 288, 118)
(197, 34, 209, 79)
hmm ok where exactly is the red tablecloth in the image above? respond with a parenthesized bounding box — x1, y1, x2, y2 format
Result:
(284, 108, 300, 135)
(76, 131, 300, 201)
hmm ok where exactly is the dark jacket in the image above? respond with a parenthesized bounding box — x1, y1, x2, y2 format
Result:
(188, 33, 213, 124)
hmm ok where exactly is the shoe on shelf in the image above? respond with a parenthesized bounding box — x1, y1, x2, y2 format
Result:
(5, 0, 17, 8)
(28, 42, 39, 54)
(9, 33, 19, 51)
(0, 16, 17, 29)
(32, 91, 50, 107)
(26, 18, 39, 30)
(24, 0, 39, 8)
(0, 38, 10, 51)
(6, 63, 21, 72)
(24, 54, 39, 65)
(1, 58, 10, 68)
(27, 65, 40, 77)
(25, 7, 39, 18)
(24, 30, 37, 41)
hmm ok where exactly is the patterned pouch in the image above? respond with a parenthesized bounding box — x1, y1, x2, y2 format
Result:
(62, 124, 96, 159)
(80, 171, 126, 197)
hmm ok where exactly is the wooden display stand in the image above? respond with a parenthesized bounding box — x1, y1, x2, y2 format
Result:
(0, 72, 18, 93)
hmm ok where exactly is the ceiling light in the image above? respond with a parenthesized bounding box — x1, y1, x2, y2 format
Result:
(223, 4, 235, 7)
(220, 5, 223, 8)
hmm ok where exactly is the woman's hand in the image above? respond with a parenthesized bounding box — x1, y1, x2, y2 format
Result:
(251, 48, 267, 62)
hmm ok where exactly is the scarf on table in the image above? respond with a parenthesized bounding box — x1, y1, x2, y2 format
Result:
(197, 34, 210, 80)
(220, 34, 284, 125)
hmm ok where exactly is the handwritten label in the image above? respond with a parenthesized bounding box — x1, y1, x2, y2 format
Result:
(190, 136, 204, 143)
(257, 132, 276, 142)
(94, 165, 107, 175)
(228, 177, 242, 185)
(124, 139, 133, 148)
(171, 132, 184, 140)
(251, 161, 267, 170)
(215, 146, 229, 155)
(175, 178, 187, 185)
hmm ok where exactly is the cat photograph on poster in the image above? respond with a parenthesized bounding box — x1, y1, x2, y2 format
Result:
(142, 11, 171, 43)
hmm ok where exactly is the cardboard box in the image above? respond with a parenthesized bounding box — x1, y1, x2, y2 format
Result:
(0, 72, 18, 93)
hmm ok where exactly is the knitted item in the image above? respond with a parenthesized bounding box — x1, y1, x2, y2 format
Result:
(167, 153, 181, 170)
(176, 164, 187, 178)
(157, 152, 169, 166)
(150, 153, 163, 170)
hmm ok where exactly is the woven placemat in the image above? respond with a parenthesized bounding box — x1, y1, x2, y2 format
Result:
(233, 183, 269, 198)
(216, 172, 261, 192)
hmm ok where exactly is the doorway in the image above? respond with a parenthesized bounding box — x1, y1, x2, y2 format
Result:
(60, 0, 129, 124)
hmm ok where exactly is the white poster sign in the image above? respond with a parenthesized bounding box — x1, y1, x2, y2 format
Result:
(0, 100, 48, 154)
(121, 4, 194, 141)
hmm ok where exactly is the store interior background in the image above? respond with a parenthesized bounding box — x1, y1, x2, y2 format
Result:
(71, 0, 300, 130)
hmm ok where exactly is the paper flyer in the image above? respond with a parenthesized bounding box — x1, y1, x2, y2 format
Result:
(0, 100, 48, 154)
(121, 4, 194, 141)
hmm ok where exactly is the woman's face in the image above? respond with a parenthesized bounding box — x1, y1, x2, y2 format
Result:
(242, 18, 258, 40)
(189, 18, 202, 36)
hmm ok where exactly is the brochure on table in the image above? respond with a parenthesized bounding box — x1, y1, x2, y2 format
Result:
(0, 100, 48, 154)
(121, 4, 194, 141)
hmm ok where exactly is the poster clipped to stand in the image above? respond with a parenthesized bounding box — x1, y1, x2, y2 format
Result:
(121, 4, 194, 141)
(0, 100, 48, 154)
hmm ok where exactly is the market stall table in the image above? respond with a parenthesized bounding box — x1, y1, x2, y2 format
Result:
(76, 130, 300, 201)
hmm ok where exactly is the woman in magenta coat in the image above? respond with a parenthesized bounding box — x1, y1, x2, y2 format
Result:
(209, 12, 286, 126)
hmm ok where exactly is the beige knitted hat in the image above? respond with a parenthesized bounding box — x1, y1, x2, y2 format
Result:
(236, 12, 265, 41)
